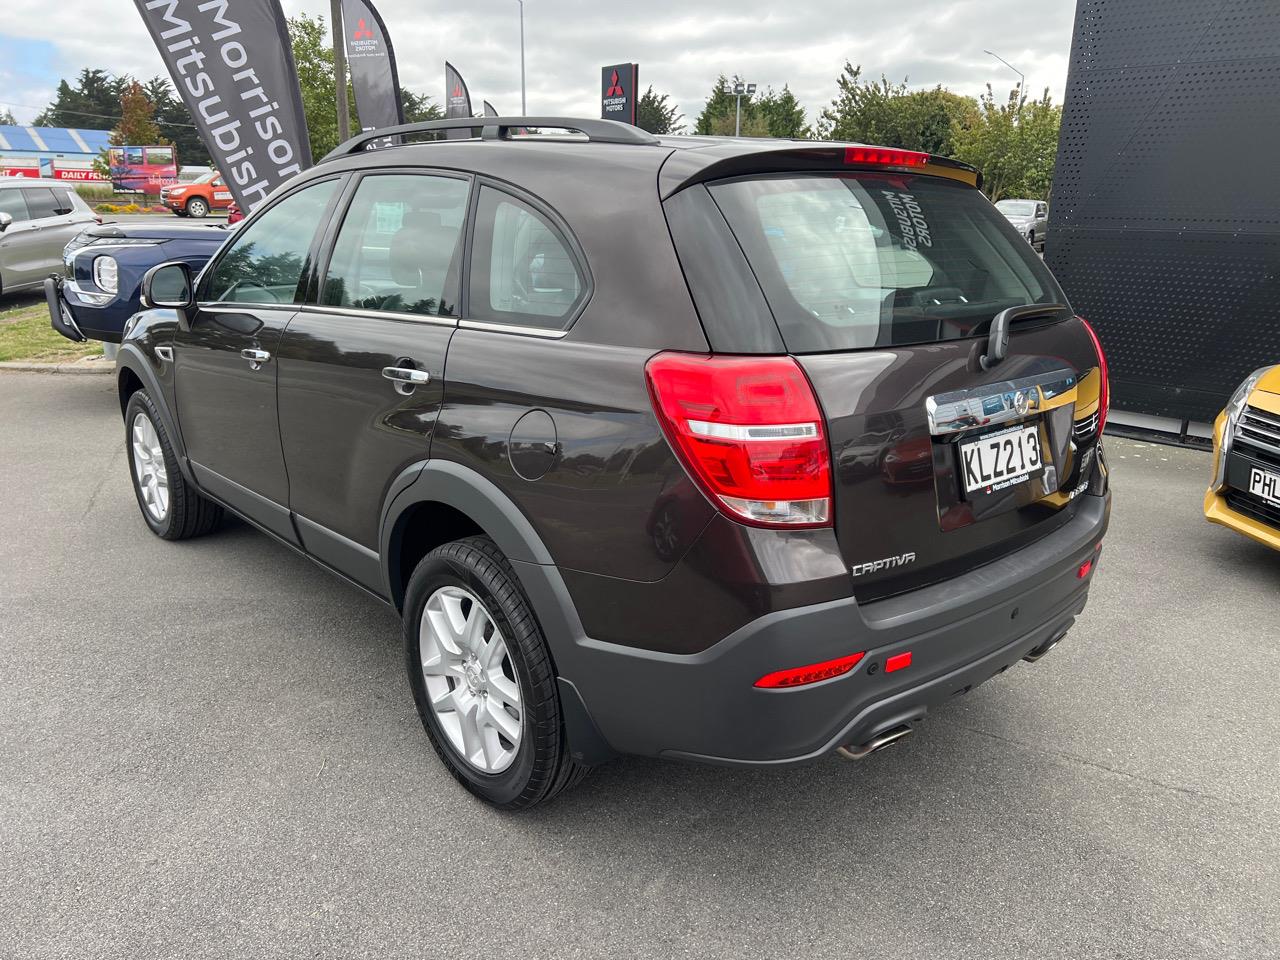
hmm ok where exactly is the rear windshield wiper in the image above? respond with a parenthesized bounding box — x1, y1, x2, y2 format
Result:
(981, 303, 1070, 370)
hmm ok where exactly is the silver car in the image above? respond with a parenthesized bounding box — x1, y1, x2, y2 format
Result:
(0, 177, 98, 296)
(995, 198, 1048, 252)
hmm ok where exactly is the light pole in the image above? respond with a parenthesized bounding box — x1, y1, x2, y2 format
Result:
(331, 0, 350, 142)
(983, 49, 1025, 112)
(518, 0, 526, 115)
(732, 80, 756, 137)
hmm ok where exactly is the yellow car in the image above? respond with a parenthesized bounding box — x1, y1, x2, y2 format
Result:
(1205, 365, 1280, 550)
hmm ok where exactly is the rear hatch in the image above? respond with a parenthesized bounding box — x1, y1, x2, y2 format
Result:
(666, 158, 1105, 599)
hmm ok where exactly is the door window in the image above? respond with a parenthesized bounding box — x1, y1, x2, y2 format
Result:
(204, 179, 338, 305)
(0, 188, 29, 223)
(21, 188, 60, 220)
(467, 186, 585, 330)
(52, 188, 75, 215)
(322, 173, 469, 316)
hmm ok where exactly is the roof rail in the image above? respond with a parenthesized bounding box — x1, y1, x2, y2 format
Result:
(321, 116, 660, 161)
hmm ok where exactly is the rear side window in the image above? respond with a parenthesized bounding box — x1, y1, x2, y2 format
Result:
(205, 179, 338, 304)
(322, 173, 468, 317)
(0, 188, 29, 223)
(21, 188, 60, 220)
(709, 174, 1062, 352)
(468, 186, 584, 330)
(52, 188, 76, 214)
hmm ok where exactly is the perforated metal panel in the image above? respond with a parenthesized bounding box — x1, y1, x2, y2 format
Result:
(1047, 0, 1280, 421)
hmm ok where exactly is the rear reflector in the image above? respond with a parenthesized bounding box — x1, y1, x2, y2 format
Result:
(646, 353, 832, 528)
(844, 147, 930, 168)
(885, 651, 913, 673)
(755, 652, 865, 689)
(1078, 559, 1093, 579)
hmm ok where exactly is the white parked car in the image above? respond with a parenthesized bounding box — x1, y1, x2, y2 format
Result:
(995, 198, 1048, 252)
(0, 177, 98, 296)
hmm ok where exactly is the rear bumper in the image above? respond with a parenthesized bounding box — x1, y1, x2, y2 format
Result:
(549, 492, 1110, 766)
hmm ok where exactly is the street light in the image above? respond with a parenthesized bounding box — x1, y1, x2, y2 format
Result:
(983, 49, 1025, 111)
(517, 1, 527, 115)
(732, 80, 756, 137)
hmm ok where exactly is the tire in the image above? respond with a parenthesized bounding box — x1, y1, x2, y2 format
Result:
(186, 197, 209, 218)
(124, 389, 223, 540)
(404, 536, 588, 809)
(174, 210, 188, 218)
(1027, 230, 1036, 247)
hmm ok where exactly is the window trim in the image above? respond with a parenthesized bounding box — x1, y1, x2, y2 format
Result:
(196, 173, 348, 308)
(307, 166, 474, 325)
(458, 176, 592, 340)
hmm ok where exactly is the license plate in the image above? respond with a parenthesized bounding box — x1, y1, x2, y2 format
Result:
(960, 424, 1043, 495)
(1248, 466, 1280, 505)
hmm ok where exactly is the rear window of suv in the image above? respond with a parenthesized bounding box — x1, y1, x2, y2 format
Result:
(709, 173, 1063, 352)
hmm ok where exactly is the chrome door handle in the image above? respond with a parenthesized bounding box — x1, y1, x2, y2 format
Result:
(241, 347, 271, 370)
(381, 366, 430, 384)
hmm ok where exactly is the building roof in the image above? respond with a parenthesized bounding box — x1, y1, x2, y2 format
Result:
(0, 126, 113, 156)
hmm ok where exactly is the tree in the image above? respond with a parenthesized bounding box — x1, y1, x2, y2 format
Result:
(112, 82, 163, 146)
(34, 69, 129, 128)
(817, 62, 976, 155)
(755, 86, 809, 139)
(400, 88, 443, 124)
(0, 109, 16, 126)
(289, 13, 358, 162)
(693, 76, 805, 138)
(144, 75, 209, 166)
(635, 85, 684, 135)
(694, 75, 739, 135)
(952, 86, 1062, 200)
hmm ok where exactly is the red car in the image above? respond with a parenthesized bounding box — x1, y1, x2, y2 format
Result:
(159, 171, 233, 218)
(226, 202, 244, 225)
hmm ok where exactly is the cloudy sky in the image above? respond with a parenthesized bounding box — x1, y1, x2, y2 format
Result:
(0, 0, 1076, 130)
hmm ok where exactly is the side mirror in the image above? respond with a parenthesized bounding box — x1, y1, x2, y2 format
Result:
(141, 260, 194, 310)
(0, 212, 12, 233)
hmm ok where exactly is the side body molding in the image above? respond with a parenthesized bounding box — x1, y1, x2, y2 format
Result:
(115, 342, 196, 487)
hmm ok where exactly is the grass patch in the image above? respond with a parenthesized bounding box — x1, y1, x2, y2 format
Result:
(0, 297, 104, 363)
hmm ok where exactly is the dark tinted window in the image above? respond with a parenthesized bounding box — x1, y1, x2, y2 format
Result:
(468, 186, 584, 330)
(323, 173, 468, 316)
(205, 179, 338, 304)
(21, 188, 60, 220)
(0, 188, 29, 223)
(52, 188, 76, 214)
(709, 174, 1062, 352)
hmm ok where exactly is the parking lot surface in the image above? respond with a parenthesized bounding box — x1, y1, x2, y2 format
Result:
(2, 372, 1277, 959)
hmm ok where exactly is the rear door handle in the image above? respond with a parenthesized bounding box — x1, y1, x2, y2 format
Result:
(241, 347, 271, 370)
(381, 366, 430, 384)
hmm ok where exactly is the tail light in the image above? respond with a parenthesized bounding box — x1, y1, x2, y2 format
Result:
(844, 147, 929, 168)
(1079, 317, 1109, 435)
(755, 651, 864, 689)
(645, 352, 832, 528)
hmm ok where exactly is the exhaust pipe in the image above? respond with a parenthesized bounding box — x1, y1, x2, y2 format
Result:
(837, 723, 914, 761)
(1023, 627, 1069, 663)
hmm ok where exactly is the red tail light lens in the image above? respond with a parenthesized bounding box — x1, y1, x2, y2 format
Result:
(645, 353, 832, 528)
(844, 147, 930, 168)
(755, 651, 865, 689)
(1079, 317, 1109, 435)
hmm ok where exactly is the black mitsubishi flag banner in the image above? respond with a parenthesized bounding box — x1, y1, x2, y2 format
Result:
(482, 101, 498, 117)
(341, 0, 404, 133)
(600, 63, 638, 125)
(134, 0, 312, 213)
(444, 61, 473, 139)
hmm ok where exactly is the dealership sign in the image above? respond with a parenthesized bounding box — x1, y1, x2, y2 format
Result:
(0, 164, 108, 182)
(600, 63, 639, 125)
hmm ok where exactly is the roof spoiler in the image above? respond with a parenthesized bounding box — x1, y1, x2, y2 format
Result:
(321, 116, 660, 162)
(657, 143, 982, 198)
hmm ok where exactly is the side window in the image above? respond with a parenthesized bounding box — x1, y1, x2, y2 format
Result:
(52, 188, 75, 215)
(0, 188, 29, 223)
(322, 173, 469, 316)
(468, 186, 585, 330)
(21, 188, 59, 220)
(1037, 203, 1047, 218)
(204, 179, 338, 305)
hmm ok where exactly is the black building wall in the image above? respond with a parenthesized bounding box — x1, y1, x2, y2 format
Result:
(1047, 0, 1280, 422)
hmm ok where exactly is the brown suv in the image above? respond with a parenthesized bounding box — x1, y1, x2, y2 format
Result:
(117, 117, 1110, 808)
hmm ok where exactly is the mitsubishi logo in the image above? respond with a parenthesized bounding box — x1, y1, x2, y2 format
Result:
(352, 18, 373, 40)
(605, 70, 625, 97)
(452, 83, 463, 98)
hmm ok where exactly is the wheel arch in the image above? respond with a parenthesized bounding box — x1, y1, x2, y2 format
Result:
(116, 346, 192, 483)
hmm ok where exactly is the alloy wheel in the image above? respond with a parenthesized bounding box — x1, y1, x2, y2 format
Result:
(419, 585, 523, 773)
(131, 411, 169, 522)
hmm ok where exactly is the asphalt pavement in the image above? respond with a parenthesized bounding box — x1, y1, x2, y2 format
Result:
(1, 372, 1278, 959)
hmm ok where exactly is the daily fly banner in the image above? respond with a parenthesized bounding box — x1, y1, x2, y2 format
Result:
(133, 0, 312, 213)
(444, 61, 473, 139)
(341, 0, 403, 133)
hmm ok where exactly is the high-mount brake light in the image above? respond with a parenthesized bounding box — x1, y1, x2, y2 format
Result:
(645, 353, 833, 528)
(755, 652, 865, 689)
(843, 147, 930, 168)
(1079, 316, 1110, 436)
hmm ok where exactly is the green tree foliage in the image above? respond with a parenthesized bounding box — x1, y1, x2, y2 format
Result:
(694, 76, 808, 138)
(817, 62, 976, 155)
(635, 85, 685, 135)
(35, 69, 128, 128)
(0, 109, 17, 126)
(289, 13, 357, 162)
(400, 88, 444, 124)
(111, 81, 163, 147)
(143, 76, 209, 165)
(952, 86, 1062, 201)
